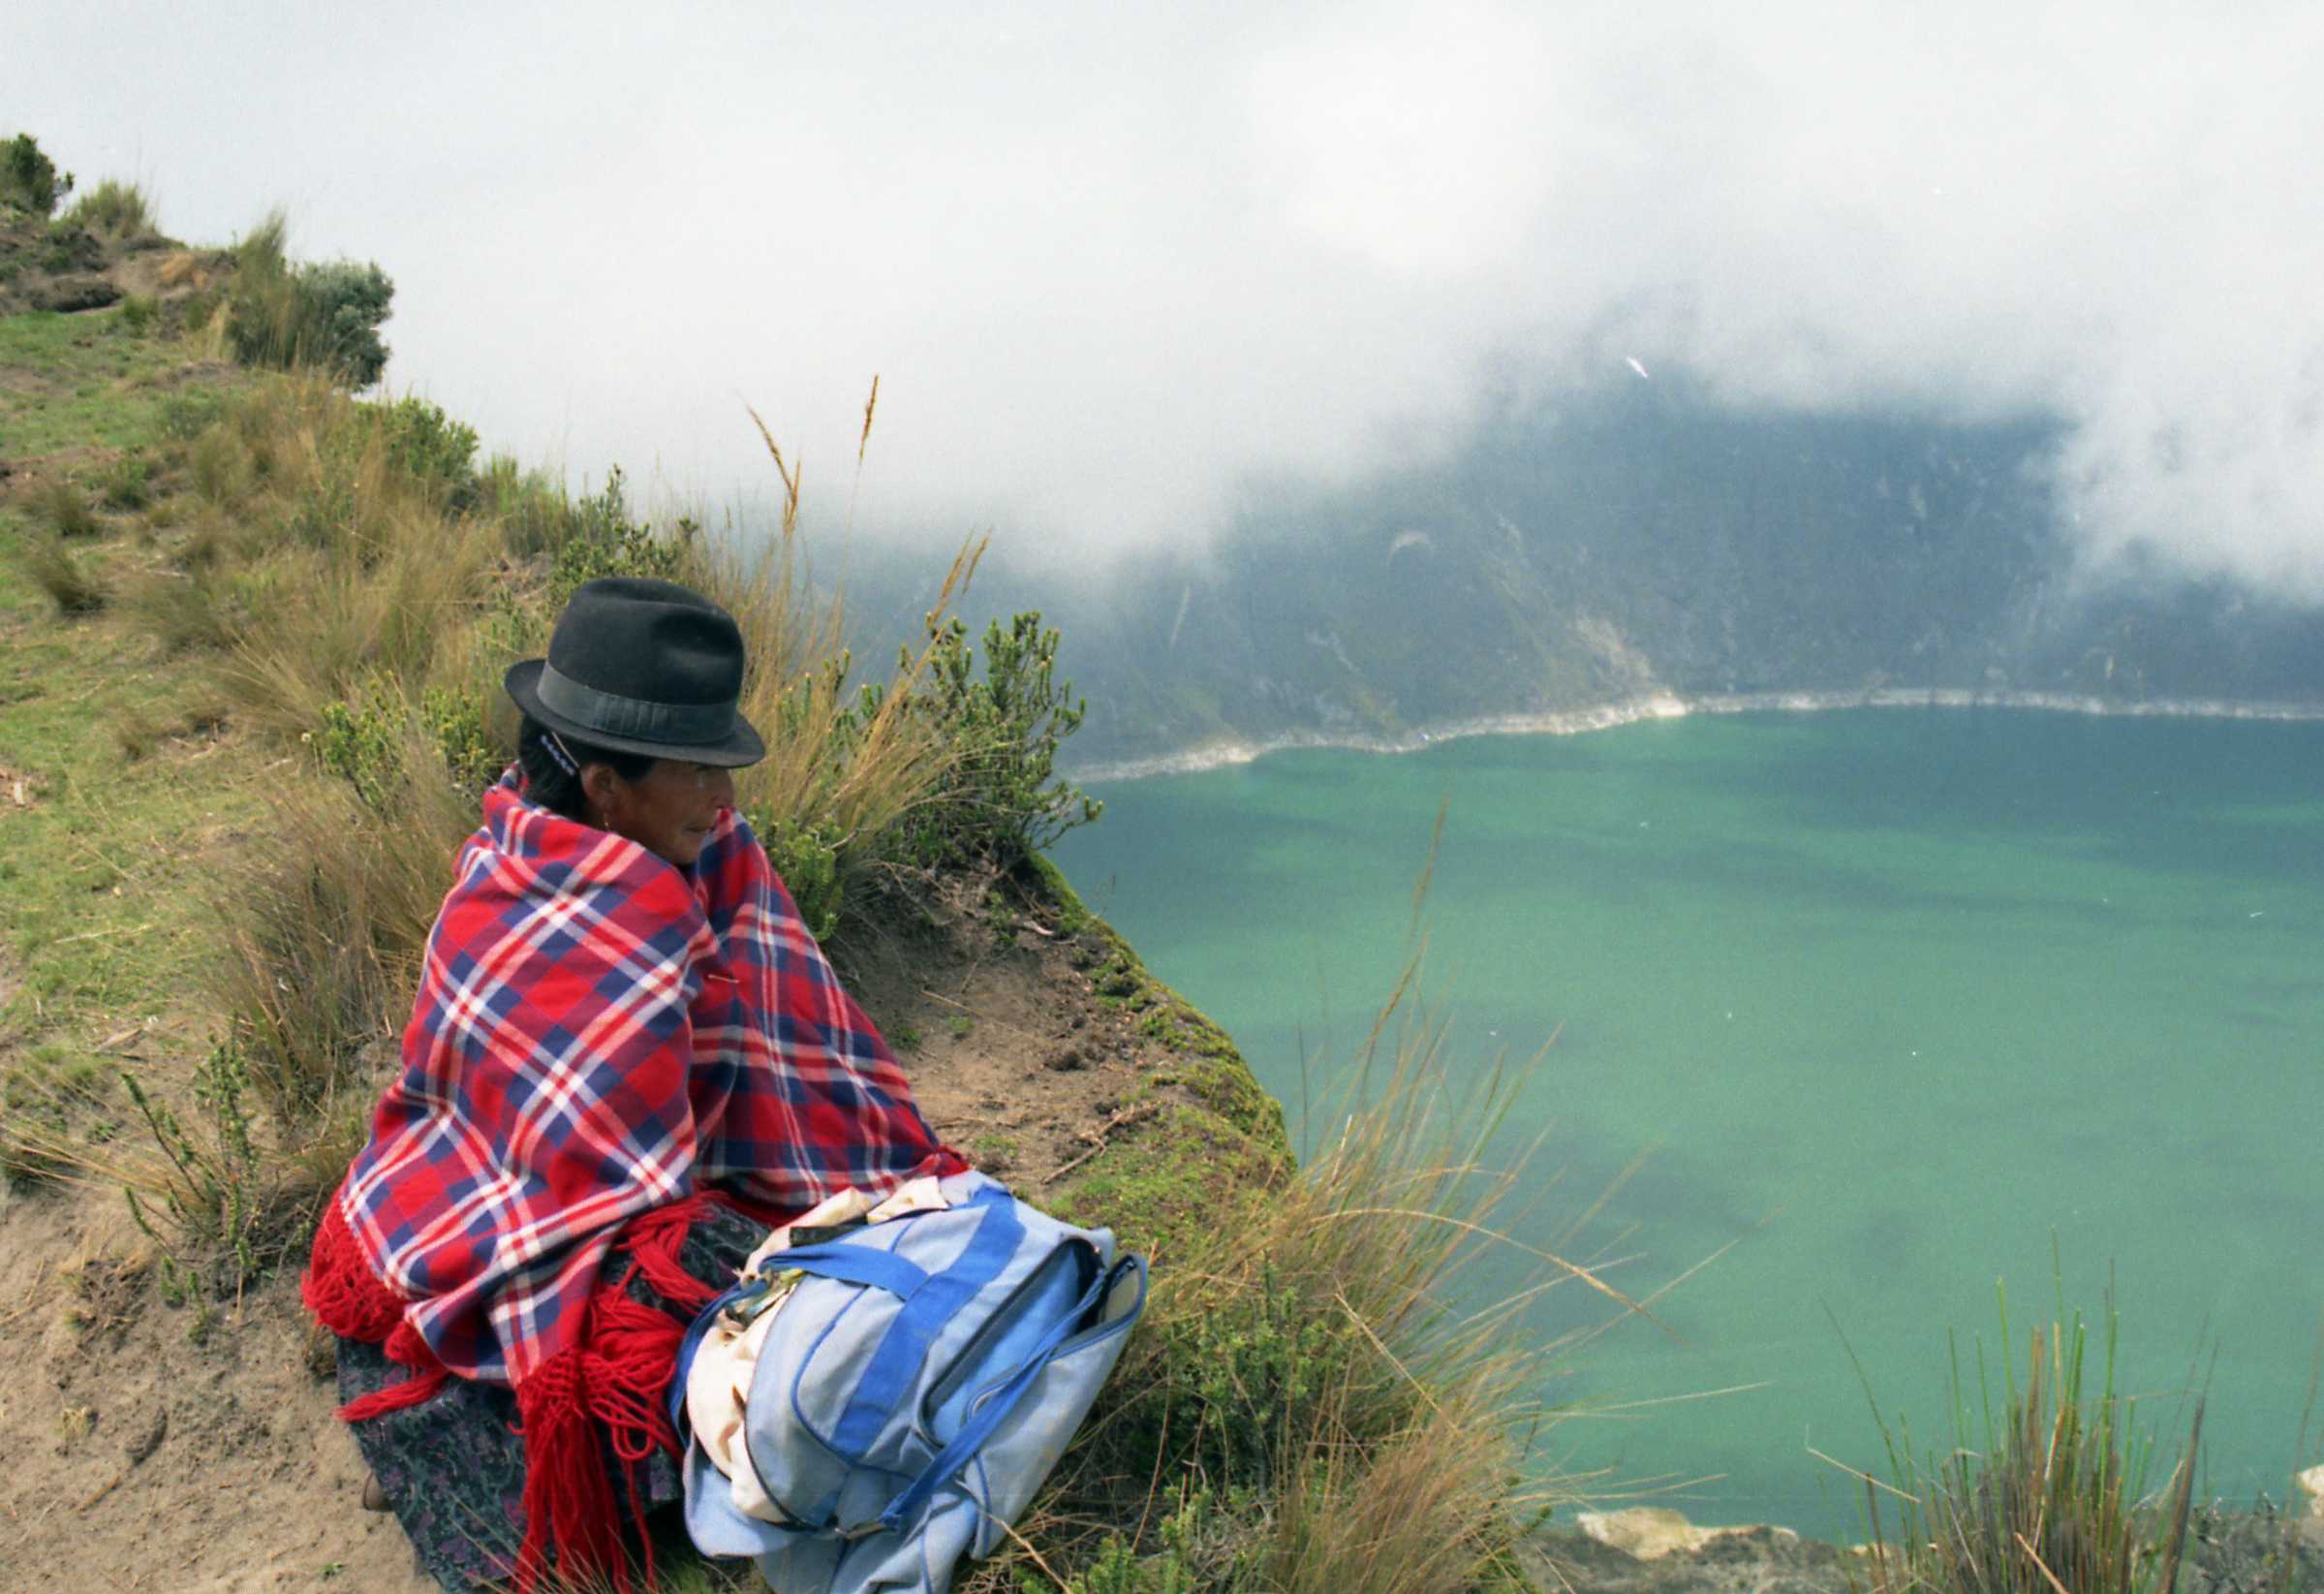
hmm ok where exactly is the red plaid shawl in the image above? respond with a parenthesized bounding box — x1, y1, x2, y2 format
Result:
(304, 773, 960, 1586)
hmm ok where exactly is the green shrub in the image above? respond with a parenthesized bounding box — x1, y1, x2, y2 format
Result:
(419, 683, 504, 794)
(64, 176, 155, 240)
(370, 395, 479, 508)
(542, 466, 694, 606)
(313, 684, 501, 811)
(294, 260, 393, 385)
(116, 293, 158, 333)
(889, 611, 1102, 869)
(310, 697, 403, 810)
(1, 134, 72, 217)
(121, 1037, 315, 1311)
(227, 211, 394, 387)
(759, 815, 844, 944)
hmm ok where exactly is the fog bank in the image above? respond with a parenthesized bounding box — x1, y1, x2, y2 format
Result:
(12, 2, 2320, 588)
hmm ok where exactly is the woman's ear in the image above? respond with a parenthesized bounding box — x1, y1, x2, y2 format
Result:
(580, 763, 622, 827)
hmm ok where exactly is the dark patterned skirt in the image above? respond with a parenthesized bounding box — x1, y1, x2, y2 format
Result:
(336, 1206, 766, 1592)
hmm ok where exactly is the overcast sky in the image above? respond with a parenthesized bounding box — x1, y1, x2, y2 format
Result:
(12, 2, 2322, 589)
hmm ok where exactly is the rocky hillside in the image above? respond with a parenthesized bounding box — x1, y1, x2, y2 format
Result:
(845, 380, 2324, 772)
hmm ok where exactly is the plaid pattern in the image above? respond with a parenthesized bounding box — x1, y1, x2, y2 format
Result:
(339, 772, 958, 1385)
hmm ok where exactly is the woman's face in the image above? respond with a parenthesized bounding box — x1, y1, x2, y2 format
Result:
(583, 758, 737, 867)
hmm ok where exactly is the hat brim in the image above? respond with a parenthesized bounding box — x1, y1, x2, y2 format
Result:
(506, 658, 766, 768)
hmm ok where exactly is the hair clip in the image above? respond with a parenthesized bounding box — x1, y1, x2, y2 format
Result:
(542, 729, 581, 777)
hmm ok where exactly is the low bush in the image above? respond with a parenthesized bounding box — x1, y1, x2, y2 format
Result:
(120, 1040, 292, 1305)
(894, 610, 1102, 870)
(542, 465, 697, 606)
(373, 394, 480, 510)
(227, 211, 393, 388)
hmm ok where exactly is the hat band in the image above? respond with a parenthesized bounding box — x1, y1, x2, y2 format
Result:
(538, 662, 735, 745)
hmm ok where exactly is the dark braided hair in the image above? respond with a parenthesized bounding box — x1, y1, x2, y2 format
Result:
(516, 715, 656, 822)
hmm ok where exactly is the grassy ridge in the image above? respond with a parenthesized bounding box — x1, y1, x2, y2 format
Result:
(0, 178, 1567, 1592)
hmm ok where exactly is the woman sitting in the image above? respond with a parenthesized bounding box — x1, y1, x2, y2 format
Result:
(304, 577, 963, 1592)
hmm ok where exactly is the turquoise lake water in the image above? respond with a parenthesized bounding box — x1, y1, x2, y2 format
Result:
(1050, 709, 2324, 1538)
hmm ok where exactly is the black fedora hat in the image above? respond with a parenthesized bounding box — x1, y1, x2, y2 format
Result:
(505, 577, 766, 767)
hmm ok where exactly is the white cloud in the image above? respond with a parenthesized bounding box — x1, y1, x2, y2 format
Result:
(9, 1, 2320, 588)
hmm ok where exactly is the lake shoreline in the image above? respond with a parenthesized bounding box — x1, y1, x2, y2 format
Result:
(1072, 687, 2324, 782)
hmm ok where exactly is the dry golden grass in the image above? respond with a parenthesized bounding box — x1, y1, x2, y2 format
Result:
(220, 734, 472, 1123)
(707, 526, 976, 882)
(155, 250, 207, 291)
(1000, 943, 1605, 1591)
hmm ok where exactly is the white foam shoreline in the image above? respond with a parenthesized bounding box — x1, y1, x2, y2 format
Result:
(1071, 688, 2324, 783)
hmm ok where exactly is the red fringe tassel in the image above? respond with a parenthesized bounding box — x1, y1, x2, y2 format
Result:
(305, 1199, 454, 1420)
(305, 1189, 728, 1593)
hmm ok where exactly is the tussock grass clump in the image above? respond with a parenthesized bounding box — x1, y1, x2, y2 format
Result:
(1005, 968, 1592, 1592)
(17, 530, 108, 613)
(100, 453, 151, 511)
(1848, 1290, 2201, 1594)
(710, 527, 964, 939)
(121, 561, 268, 654)
(35, 475, 101, 537)
(221, 745, 472, 1126)
(64, 176, 159, 243)
(0, 1049, 118, 1187)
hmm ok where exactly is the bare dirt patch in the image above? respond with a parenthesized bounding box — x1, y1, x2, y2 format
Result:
(1, 761, 45, 814)
(845, 882, 1163, 1185)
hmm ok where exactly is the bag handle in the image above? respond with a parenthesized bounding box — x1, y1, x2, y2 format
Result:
(766, 1240, 932, 1300)
(874, 1253, 1147, 1534)
(666, 1235, 935, 1434)
(830, 1185, 1021, 1457)
(726, 1182, 1008, 1308)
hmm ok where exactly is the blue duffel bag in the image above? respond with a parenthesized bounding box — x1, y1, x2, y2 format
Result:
(671, 1172, 1147, 1593)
